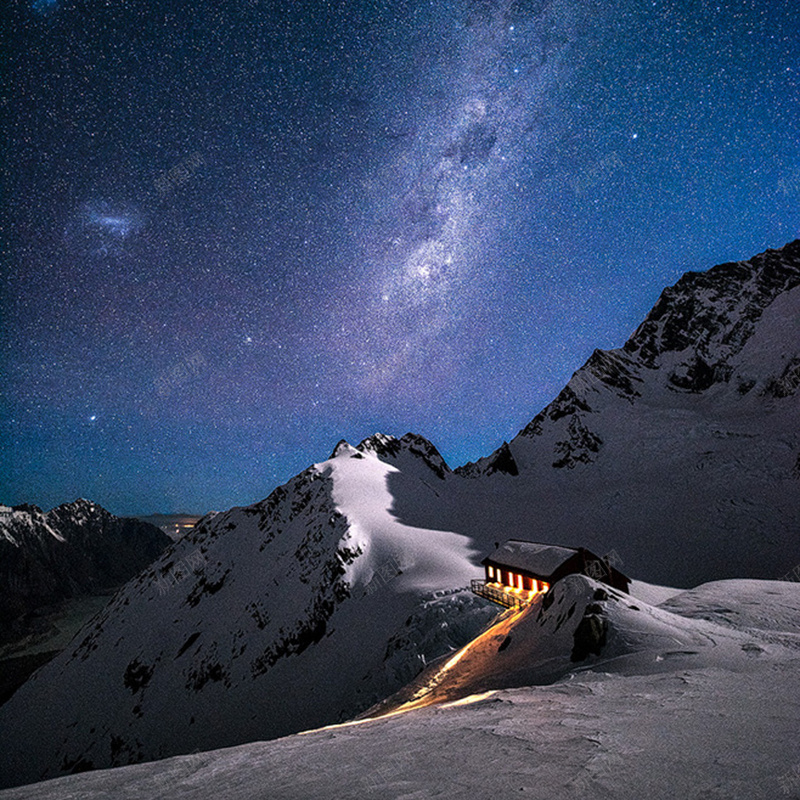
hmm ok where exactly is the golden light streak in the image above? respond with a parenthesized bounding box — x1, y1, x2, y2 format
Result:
(440, 690, 497, 708)
(400, 605, 527, 708)
(296, 703, 418, 736)
(300, 604, 528, 735)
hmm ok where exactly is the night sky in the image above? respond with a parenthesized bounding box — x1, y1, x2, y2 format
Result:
(2, 0, 798, 514)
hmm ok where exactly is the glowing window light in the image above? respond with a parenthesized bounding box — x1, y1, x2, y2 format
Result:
(517, 574, 523, 590)
(488, 565, 494, 579)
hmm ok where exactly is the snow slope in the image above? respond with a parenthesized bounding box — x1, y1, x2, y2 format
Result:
(365, 574, 800, 716)
(3, 576, 799, 800)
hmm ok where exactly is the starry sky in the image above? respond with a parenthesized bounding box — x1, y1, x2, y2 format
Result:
(1, 0, 798, 515)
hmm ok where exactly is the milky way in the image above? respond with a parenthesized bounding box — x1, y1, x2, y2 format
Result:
(330, 0, 587, 401)
(1, 0, 798, 513)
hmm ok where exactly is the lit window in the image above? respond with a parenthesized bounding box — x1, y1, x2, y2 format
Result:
(487, 565, 494, 579)
(532, 579, 538, 593)
(517, 574, 523, 590)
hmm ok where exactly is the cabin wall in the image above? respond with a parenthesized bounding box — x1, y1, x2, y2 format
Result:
(484, 562, 547, 593)
(486, 555, 630, 594)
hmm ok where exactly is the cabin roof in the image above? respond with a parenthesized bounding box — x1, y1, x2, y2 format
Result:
(482, 540, 578, 577)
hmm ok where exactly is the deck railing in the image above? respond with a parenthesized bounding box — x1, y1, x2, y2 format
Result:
(470, 579, 533, 609)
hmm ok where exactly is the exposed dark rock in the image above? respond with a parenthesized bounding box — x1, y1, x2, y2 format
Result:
(250, 597, 335, 677)
(11, 503, 44, 515)
(520, 414, 545, 439)
(184, 569, 230, 608)
(330, 439, 352, 458)
(176, 632, 201, 659)
(571, 613, 608, 662)
(357, 433, 403, 459)
(123, 659, 154, 694)
(547, 386, 592, 422)
(187, 659, 230, 691)
(552, 417, 603, 469)
(667, 355, 717, 392)
(764, 358, 800, 398)
(483, 441, 519, 476)
(584, 348, 643, 400)
(737, 378, 756, 395)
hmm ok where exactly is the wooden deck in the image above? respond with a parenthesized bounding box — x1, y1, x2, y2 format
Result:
(470, 579, 535, 609)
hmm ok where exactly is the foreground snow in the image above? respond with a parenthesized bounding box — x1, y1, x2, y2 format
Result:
(3, 668, 795, 800)
(3, 577, 799, 800)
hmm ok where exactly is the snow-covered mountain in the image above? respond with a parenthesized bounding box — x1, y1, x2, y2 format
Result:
(0, 437, 499, 788)
(3, 575, 799, 800)
(466, 237, 800, 475)
(448, 238, 800, 586)
(0, 499, 171, 630)
(0, 239, 798, 790)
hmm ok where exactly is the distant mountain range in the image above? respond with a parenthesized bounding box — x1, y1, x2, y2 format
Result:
(0, 500, 172, 709)
(0, 239, 798, 789)
(0, 499, 171, 631)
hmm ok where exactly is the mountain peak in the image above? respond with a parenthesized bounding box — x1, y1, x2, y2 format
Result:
(47, 497, 113, 527)
(461, 238, 800, 480)
(330, 439, 358, 459)
(355, 432, 451, 479)
(9, 502, 45, 516)
(623, 238, 800, 371)
(356, 432, 400, 456)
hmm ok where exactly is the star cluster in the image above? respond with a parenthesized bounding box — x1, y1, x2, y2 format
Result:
(1, 0, 798, 513)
